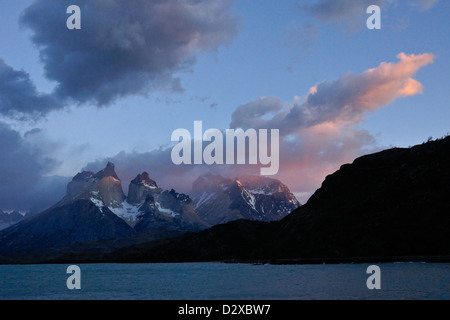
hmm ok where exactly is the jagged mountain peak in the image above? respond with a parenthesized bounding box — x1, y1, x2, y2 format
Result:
(191, 173, 300, 225)
(127, 172, 162, 206)
(94, 161, 120, 180)
(131, 172, 158, 188)
(237, 175, 292, 195)
(62, 162, 125, 208)
(70, 162, 120, 184)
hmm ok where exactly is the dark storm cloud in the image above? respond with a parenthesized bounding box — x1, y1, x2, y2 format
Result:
(19, 0, 239, 106)
(0, 122, 65, 211)
(0, 59, 62, 119)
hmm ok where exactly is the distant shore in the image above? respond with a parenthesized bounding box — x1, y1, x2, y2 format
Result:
(1, 255, 450, 266)
(222, 256, 450, 265)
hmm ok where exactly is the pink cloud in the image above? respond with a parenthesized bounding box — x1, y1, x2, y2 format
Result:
(356, 53, 434, 112)
(228, 53, 434, 202)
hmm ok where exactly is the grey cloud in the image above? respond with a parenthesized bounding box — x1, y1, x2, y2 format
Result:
(20, 0, 239, 106)
(26, 175, 70, 215)
(230, 96, 284, 130)
(300, 0, 436, 34)
(0, 59, 63, 119)
(303, 0, 388, 30)
(0, 122, 64, 211)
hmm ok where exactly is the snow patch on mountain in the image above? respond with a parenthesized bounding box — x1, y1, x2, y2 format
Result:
(108, 201, 143, 225)
(241, 189, 257, 211)
(155, 202, 180, 218)
(90, 197, 104, 213)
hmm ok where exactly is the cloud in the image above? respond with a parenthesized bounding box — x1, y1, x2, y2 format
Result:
(302, 0, 389, 30)
(0, 122, 65, 211)
(231, 53, 434, 134)
(299, 0, 439, 34)
(19, 0, 239, 107)
(230, 96, 284, 129)
(0, 59, 63, 119)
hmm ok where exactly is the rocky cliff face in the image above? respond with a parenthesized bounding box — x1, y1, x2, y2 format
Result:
(127, 172, 160, 205)
(100, 171, 209, 231)
(134, 188, 209, 233)
(62, 162, 125, 208)
(191, 174, 300, 225)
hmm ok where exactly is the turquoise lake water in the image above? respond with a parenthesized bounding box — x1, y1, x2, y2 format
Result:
(0, 262, 448, 300)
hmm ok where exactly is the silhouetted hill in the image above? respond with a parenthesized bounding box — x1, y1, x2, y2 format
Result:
(274, 136, 450, 259)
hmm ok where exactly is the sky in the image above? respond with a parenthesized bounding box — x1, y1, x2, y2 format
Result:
(0, 0, 448, 211)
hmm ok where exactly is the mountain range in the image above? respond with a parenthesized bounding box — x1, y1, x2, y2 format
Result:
(191, 174, 299, 226)
(0, 162, 299, 256)
(2, 135, 447, 264)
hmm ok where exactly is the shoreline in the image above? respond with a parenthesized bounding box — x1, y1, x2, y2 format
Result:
(1, 255, 450, 266)
(222, 256, 450, 265)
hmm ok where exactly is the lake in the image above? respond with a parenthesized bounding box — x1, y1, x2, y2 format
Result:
(0, 262, 448, 300)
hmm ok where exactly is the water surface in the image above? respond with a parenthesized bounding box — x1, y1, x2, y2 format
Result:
(0, 263, 448, 300)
